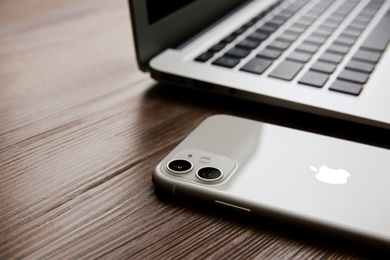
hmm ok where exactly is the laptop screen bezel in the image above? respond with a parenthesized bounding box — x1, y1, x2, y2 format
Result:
(129, 0, 247, 71)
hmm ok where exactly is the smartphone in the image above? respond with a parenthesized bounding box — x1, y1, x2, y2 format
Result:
(153, 115, 390, 249)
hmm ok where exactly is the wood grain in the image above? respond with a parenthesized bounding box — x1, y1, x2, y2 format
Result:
(1, 0, 389, 259)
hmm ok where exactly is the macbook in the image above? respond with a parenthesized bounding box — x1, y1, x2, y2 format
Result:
(129, 0, 390, 129)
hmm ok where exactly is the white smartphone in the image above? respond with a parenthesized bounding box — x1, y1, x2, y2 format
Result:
(153, 115, 390, 249)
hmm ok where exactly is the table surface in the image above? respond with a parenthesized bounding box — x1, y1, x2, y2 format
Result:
(1, 0, 389, 258)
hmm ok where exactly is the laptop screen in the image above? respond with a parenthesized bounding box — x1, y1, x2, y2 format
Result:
(147, 0, 199, 24)
(130, 0, 247, 71)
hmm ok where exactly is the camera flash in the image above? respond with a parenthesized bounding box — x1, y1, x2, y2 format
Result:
(199, 156, 211, 164)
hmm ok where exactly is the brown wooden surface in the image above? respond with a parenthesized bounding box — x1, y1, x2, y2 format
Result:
(1, 0, 389, 259)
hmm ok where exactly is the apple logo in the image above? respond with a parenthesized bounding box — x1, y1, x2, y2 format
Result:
(310, 165, 350, 184)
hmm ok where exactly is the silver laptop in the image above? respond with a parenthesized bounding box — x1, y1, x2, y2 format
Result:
(129, 0, 390, 129)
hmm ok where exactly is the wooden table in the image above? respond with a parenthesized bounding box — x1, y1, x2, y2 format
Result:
(1, 0, 389, 258)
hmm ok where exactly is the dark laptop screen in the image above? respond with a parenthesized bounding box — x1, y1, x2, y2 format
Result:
(147, 0, 199, 24)
(130, 0, 246, 71)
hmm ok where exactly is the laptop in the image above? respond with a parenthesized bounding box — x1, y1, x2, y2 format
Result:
(129, 0, 390, 129)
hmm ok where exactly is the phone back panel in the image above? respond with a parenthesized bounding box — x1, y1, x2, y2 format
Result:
(153, 115, 390, 245)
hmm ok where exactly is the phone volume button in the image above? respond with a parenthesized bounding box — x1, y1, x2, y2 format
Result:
(214, 200, 251, 213)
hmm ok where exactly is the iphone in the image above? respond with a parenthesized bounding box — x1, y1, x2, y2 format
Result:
(153, 115, 390, 249)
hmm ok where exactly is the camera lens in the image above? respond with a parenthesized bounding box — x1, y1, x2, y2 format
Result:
(196, 167, 223, 181)
(167, 159, 193, 173)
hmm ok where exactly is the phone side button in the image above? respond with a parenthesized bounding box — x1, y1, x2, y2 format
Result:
(215, 200, 251, 213)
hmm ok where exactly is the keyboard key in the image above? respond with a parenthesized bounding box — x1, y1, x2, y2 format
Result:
(313, 31, 332, 39)
(280, 9, 295, 18)
(270, 17, 286, 26)
(221, 34, 238, 44)
(275, 12, 292, 20)
(299, 71, 329, 88)
(306, 35, 327, 45)
(273, 14, 289, 23)
(344, 25, 363, 34)
(277, 32, 299, 43)
(361, 9, 390, 52)
(269, 60, 303, 81)
(338, 69, 369, 84)
(319, 52, 344, 64)
(232, 27, 247, 36)
(352, 49, 381, 63)
(345, 25, 364, 34)
(324, 17, 342, 27)
(264, 20, 280, 30)
(240, 58, 273, 74)
(345, 60, 375, 73)
(355, 15, 371, 22)
(332, 10, 348, 19)
(322, 21, 338, 30)
(209, 43, 226, 52)
(310, 61, 337, 74)
(327, 44, 350, 54)
(329, 13, 345, 21)
(342, 28, 361, 38)
(212, 56, 240, 68)
(296, 42, 319, 53)
(285, 30, 301, 38)
(297, 16, 312, 26)
(287, 51, 312, 63)
(317, 25, 335, 34)
(237, 39, 260, 49)
(316, 1, 333, 9)
(300, 15, 316, 24)
(258, 23, 278, 33)
(268, 1, 282, 11)
(361, 6, 380, 16)
(248, 31, 268, 42)
(350, 18, 368, 30)
(341, 32, 359, 40)
(292, 21, 310, 30)
(242, 19, 257, 29)
(225, 47, 250, 59)
(329, 80, 363, 95)
(334, 6, 350, 14)
(267, 40, 290, 50)
(257, 48, 282, 60)
(254, 11, 266, 21)
(287, 25, 306, 34)
(334, 35, 356, 46)
(195, 52, 214, 62)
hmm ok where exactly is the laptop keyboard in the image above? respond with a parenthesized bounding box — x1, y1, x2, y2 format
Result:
(194, 0, 390, 96)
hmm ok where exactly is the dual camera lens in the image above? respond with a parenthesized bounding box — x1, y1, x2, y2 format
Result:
(167, 159, 223, 181)
(167, 159, 193, 173)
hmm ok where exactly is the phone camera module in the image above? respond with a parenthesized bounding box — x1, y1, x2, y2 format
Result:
(167, 159, 193, 174)
(196, 167, 223, 181)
